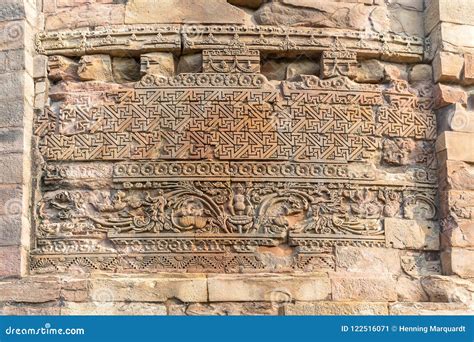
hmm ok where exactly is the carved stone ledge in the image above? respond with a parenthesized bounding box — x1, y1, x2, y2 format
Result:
(36, 25, 425, 62)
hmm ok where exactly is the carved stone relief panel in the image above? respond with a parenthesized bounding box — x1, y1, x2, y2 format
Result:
(31, 43, 437, 273)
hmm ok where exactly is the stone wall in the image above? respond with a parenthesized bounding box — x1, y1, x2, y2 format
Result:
(0, 0, 473, 315)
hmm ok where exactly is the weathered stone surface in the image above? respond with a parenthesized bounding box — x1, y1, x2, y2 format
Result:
(0, 278, 60, 302)
(286, 58, 319, 79)
(284, 302, 389, 315)
(0, 246, 23, 277)
(463, 53, 474, 85)
(425, 0, 474, 34)
(434, 84, 467, 108)
(177, 53, 202, 74)
(61, 302, 167, 315)
(389, 302, 474, 315)
(227, 0, 264, 9)
(60, 279, 88, 302)
(0, 216, 21, 246)
(385, 218, 440, 250)
(140, 52, 175, 77)
(0, 127, 23, 154)
(112, 57, 140, 83)
(0, 304, 61, 315)
(436, 131, 474, 162)
(125, 0, 250, 24)
(442, 248, 474, 278)
(208, 274, 331, 302)
(186, 302, 278, 316)
(396, 276, 428, 302)
(442, 220, 474, 248)
(0, 154, 23, 184)
(331, 276, 397, 301)
(421, 275, 474, 304)
(45, 4, 125, 30)
(48, 56, 79, 82)
(254, 0, 389, 31)
(0, 2, 25, 22)
(409, 64, 432, 83)
(78, 54, 113, 82)
(335, 247, 401, 274)
(432, 52, 463, 83)
(0, 98, 27, 128)
(89, 275, 208, 303)
(388, 6, 424, 37)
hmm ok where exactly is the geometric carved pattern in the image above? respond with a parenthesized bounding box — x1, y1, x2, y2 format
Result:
(31, 49, 437, 273)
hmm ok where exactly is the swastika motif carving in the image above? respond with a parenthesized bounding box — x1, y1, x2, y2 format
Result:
(31, 48, 437, 273)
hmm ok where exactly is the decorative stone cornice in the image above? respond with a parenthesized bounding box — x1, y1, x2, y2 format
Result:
(36, 24, 425, 62)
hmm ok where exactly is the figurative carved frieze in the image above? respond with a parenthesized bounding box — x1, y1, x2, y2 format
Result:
(31, 48, 438, 273)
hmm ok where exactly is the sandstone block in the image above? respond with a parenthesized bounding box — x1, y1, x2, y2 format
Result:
(112, 57, 140, 83)
(33, 55, 48, 79)
(396, 276, 429, 302)
(463, 53, 474, 85)
(0, 216, 21, 246)
(388, 6, 424, 37)
(177, 54, 202, 74)
(409, 64, 432, 83)
(208, 274, 330, 302)
(140, 52, 175, 77)
(441, 220, 474, 248)
(0, 127, 23, 154)
(436, 131, 474, 162)
(355, 60, 384, 83)
(0, 97, 27, 128)
(335, 246, 401, 274)
(441, 248, 474, 278)
(432, 52, 463, 83)
(286, 59, 320, 79)
(331, 276, 397, 301)
(434, 84, 467, 109)
(48, 56, 79, 82)
(125, 0, 250, 24)
(60, 278, 88, 302)
(45, 4, 125, 31)
(385, 218, 440, 250)
(89, 275, 208, 303)
(0, 2, 25, 21)
(284, 302, 388, 315)
(421, 275, 474, 304)
(0, 245, 23, 277)
(0, 278, 60, 302)
(78, 54, 113, 82)
(0, 304, 61, 315)
(254, 0, 389, 32)
(390, 302, 474, 315)
(0, 49, 27, 74)
(0, 153, 23, 184)
(186, 302, 278, 316)
(61, 302, 167, 315)
(425, 0, 474, 34)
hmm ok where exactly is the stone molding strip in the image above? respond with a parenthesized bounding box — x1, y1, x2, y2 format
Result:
(36, 25, 425, 62)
